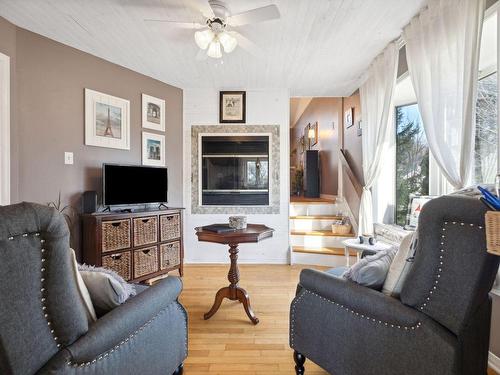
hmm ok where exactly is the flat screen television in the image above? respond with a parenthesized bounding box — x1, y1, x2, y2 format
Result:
(103, 164, 168, 206)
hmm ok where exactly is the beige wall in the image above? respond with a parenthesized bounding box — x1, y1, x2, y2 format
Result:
(290, 97, 341, 196)
(0, 17, 183, 257)
(342, 90, 363, 184)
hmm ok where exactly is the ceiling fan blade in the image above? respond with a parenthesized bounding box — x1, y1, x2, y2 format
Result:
(227, 5, 280, 27)
(196, 48, 208, 61)
(231, 31, 264, 58)
(194, 0, 215, 18)
(144, 19, 206, 29)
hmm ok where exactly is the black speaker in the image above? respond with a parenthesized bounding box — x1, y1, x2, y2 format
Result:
(82, 191, 97, 214)
(304, 150, 320, 198)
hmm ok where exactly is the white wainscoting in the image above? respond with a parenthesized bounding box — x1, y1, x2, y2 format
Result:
(183, 88, 290, 264)
(0, 52, 10, 206)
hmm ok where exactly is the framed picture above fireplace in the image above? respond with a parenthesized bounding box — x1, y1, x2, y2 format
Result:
(220, 91, 246, 123)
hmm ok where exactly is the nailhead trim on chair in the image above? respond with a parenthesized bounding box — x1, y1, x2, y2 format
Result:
(177, 302, 189, 358)
(290, 289, 422, 347)
(66, 303, 183, 368)
(418, 221, 483, 312)
(9, 232, 62, 348)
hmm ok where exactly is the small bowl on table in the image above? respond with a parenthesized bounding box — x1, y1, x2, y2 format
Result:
(229, 216, 247, 230)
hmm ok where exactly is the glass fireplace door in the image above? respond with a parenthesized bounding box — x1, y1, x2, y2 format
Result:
(201, 136, 270, 206)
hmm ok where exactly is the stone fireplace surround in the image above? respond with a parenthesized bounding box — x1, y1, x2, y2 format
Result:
(191, 124, 280, 214)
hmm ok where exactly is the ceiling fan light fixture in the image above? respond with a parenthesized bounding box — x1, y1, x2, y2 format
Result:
(218, 31, 237, 53)
(207, 40, 222, 58)
(194, 29, 215, 50)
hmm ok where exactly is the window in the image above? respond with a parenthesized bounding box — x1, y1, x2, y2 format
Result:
(474, 73, 498, 184)
(395, 104, 429, 226)
(474, 8, 498, 184)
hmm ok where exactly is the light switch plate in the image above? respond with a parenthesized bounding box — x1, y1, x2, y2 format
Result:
(64, 152, 74, 165)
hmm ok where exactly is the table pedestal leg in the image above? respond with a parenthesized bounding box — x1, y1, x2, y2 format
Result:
(204, 243, 259, 324)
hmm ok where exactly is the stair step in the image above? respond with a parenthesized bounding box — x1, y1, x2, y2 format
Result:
(290, 197, 336, 204)
(291, 230, 355, 237)
(290, 215, 343, 220)
(292, 246, 357, 256)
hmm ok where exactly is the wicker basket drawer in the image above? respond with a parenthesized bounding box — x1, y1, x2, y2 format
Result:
(133, 246, 159, 278)
(133, 216, 158, 247)
(102, 251, 131, 281)
(486, 211, 500, 256)
(101, 219, 131, 252)
(160, 241, 180, 270)
(160, 214, 180, 241)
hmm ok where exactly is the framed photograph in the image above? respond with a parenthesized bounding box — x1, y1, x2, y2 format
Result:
(142, 94, 165, 131)
(344, 107, 354, 129)
(142, 132, 165, 166)
(220, 91, 246, 123)
(307, 121, 318, 148)
(405, 195, 435, 230)
(85, 89, 130, 150)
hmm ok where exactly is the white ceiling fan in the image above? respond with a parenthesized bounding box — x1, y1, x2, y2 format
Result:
(144, 0, 280, 59)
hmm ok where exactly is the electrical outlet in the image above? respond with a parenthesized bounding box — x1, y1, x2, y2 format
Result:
(64, 152, 74, 165)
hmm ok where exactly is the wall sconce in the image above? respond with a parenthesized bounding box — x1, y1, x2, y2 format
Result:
(306, 122, 318, 149)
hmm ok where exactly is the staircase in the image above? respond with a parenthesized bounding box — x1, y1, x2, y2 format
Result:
(290, 197, 357, 267)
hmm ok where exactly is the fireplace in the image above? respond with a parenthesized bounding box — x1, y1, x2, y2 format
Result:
(201, 135, 270, 206)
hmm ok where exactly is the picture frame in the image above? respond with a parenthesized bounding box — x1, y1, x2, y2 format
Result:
(405, 195, 435, 230)
(85, 89, 130, 150)
(142, 131, 165, 166)
(220, 91, 246, 123)
(344, 107, 354, 129)
(307, 121, 318, 148)
(142, 94, 165, 131)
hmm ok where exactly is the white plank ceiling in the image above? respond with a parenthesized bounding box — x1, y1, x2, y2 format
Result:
(0, 0, 427, 96)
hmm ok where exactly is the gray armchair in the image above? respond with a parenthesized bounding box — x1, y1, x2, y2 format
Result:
(290, 195, 500, 375)
(0, 202, 188, 375)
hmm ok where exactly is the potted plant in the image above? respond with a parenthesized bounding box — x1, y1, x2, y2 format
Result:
(293, 168, 304, 196)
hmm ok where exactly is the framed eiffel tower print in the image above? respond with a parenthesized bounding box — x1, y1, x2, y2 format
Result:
(85, 88, 130, 150)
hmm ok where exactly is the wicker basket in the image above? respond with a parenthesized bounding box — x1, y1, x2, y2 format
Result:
(133, 216, 158, 247)
(101, 219, 131, 253)
(133, 246, 159, 278)
(102, 251, 131, 281)
(160, 214, 180, 241)
(160, 241, 180, 270)
(331, 223, 352, 235)
(485, 211, 500, 256)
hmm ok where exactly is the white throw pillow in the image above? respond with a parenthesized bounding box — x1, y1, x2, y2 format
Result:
(78, 265, 136, 315)
(382, 231, 416, 297)
(69, 249, 97, 322)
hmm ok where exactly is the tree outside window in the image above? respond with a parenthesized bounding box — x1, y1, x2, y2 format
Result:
(474, 72, 498, 184)
(395, 104, 429, 226)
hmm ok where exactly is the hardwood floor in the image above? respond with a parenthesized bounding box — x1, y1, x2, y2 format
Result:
(179, 264, 499, 375)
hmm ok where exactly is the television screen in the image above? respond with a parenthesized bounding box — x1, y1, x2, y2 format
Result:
(103, 164, 168, 206)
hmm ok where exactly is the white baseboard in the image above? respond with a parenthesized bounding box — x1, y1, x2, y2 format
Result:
(490, 352, 500, 373)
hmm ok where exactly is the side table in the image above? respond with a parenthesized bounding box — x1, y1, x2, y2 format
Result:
(342, 238, 392, 266)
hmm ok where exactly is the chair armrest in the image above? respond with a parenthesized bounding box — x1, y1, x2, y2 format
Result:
(67, 276, 183, 363)
(299, 269, 421, 327)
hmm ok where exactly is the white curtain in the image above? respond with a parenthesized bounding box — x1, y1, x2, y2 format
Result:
(403, 0, 485, 190)
(359, 42, 399, 236)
